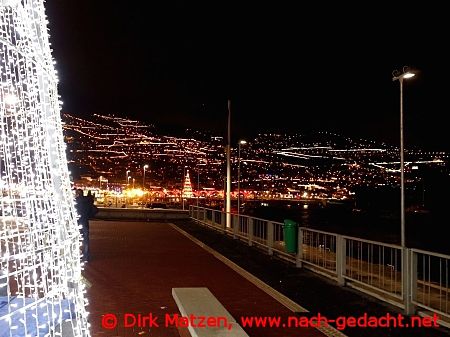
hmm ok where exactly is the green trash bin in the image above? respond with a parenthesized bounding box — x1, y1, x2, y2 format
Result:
(283, 219, 298, 253)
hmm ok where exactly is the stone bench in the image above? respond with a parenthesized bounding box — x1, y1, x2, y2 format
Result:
(172, 287, 249, 337)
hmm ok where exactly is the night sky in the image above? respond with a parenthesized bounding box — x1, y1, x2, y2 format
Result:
(46, 1, 448, 150)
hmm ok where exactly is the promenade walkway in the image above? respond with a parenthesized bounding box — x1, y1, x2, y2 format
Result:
(174, 220, 450, 337)
(83, 220, 334, 337)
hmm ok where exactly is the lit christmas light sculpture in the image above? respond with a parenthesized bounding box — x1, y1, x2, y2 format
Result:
(182, 170, 193, 198)
(1, 1, 89, 336)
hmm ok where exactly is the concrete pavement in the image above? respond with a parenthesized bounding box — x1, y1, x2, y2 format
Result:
(82, 220, 332, 337)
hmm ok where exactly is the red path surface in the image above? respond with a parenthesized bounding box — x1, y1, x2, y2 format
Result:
(83, 220, 329, 337)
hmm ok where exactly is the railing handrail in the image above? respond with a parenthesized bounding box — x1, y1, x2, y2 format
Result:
(342, 235, 402, 250)
(191, 205, 450, 259)
(190, 204, 450, 324)
(411, 247, 450, 260)
(191, 205, 284, 225)
(300, 226, 339, 238)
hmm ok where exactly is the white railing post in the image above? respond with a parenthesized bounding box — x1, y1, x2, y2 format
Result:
(233, 214, 239, 239)
(205, 209, 209, 225)
(403, 248, 416, 315)
(336, 235, 346, 286)
(267, 221, 274, 255)
(411, 249, 418, 308)
(217, 210, 222, 229)
(248, 218, 254, 246)
(221, 210, 227, 233)
(296, 227, 303, 268)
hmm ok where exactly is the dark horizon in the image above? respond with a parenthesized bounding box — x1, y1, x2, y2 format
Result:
(47, 2, 449, 151)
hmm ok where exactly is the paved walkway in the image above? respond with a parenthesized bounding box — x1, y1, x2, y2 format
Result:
(83, 220, 331, 337)
(173, 220, 450, 337)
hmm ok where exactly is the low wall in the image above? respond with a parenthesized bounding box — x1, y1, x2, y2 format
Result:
(94, 207, 190, 221)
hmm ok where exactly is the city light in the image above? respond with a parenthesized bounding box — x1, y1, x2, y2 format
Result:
(61, 112, 446, 209)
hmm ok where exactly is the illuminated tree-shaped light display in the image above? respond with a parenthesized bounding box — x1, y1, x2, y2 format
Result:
(0, 1, 90, 336)
(182, 170, 193, 198)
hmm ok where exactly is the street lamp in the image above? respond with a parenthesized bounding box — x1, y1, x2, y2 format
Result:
(143, 164, 149, 189)
(196, 163, 206, 212)
(197, 167, 200, 214)
(237, 140, 247, 217)
(392, 66, 415, 248)
(226, 99, 231, 228)
(393, 66, 415, 315)
(132, 178, 135, 189)
(126, 170, 130, 187)
(127, 176, 132, 187)
(182, 166, 186, 210)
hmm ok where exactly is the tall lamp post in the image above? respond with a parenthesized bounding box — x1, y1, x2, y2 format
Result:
(392, 66, 415, 315)
(237, 140, 247, 217)
(196, 163, 206, 213)
(143, 164, 149, 189)
(197, 169, 200, 210)
(182, 166, 186, 210)
(226, 99, 231, 228)
(125, 174, 131, 208)
(392, 66, 415, 249)
(126, 170, 130, 188)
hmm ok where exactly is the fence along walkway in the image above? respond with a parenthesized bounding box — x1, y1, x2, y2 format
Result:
(190, 205, 450, 328)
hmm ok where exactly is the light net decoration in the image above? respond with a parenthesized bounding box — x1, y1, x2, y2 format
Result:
(0, 0, 90, 336)
(182, 170, 193, 198)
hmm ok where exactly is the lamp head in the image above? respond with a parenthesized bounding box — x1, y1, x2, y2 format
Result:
(392, 66, 416, 81)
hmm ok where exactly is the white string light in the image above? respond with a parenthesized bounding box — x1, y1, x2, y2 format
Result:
(1, 1, 89, 336)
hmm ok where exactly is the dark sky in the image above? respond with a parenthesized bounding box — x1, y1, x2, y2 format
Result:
(46, 1, 448, 150)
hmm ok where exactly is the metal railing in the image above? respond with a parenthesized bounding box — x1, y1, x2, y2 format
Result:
(412, 248, 450, 318)
(189, 205, 450, 327)
(343, 236, 403, 306)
